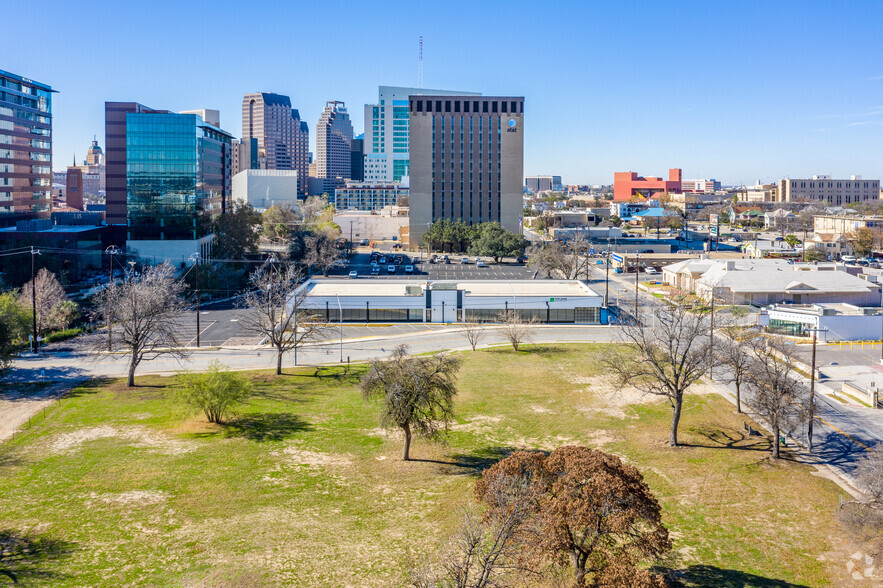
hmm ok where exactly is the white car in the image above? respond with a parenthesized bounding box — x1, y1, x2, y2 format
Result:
(644, 267, 659, 275)
(841, 255, 857, 263)
(476, 260, 487, 268)
(348, 270, 358, 279)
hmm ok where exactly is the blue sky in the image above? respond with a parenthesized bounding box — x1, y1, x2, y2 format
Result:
(5, 0, 883, 186)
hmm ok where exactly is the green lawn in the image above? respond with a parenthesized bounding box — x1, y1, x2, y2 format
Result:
(0, 344, 860, 586)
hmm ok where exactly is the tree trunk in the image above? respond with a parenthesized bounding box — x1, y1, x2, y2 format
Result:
(735, 383, 742, 413)
(276, 347, 283, 375)
(772, 423, 780, 460)
(570, 550, 585, 585)
(402, 424, 412, 461)
(670, 393, 683, 446)
(127, 353, 137, 388)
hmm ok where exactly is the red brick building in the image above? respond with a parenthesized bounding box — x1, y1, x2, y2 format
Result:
(614, 168, 682, 201)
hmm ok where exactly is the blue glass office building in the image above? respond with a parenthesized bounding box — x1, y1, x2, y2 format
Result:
(105, 102, 232, 245)
(124, 112, 232, 241)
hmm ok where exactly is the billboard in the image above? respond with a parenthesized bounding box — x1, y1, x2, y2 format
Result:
(709, 214, 719, 236)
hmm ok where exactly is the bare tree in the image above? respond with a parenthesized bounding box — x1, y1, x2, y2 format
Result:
(411, 475, 545, 588)
(606, 303, 711, 446)
(838, 447, 883, 563)
(90, 263, 188, 387)
(526, 239, 587, 280)
(746, 337, 806, 460)
(461, 322, 486, 351)
(302, 233, 340, 276)
(716, 332, 758, 413)
(238, 263, 327, 375)
(360, 345, 460, 461)
(497, 312, 537, 352)
(20, 268, 66, 335)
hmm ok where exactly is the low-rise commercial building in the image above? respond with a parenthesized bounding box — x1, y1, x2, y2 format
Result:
(760, 303, 882, 342)
(814, 214, 883, 235)
(292, 279, 603, 324)
(662, 258, 881, 306)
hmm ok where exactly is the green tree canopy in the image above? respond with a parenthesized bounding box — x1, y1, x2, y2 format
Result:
(468, 222, 529, 262)
(211, 201, 261, 260)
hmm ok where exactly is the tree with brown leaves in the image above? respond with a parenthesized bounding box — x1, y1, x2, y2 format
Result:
(360, 345, 460, 461)
(475, 446, 671, 587)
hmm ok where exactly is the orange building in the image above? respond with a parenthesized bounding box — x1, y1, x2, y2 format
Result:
(614, 168, 682, 201)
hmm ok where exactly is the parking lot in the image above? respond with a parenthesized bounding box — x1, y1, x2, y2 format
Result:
(326, 249, 535, 281)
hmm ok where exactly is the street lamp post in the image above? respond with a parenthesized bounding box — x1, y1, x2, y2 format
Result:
(336, 294, 343, 363)
(806, 326, 828, 453)
(188, 253, 201, 347)
(104, 245, 121, 352)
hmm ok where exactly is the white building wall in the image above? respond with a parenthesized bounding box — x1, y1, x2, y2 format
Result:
(232, 170, 299, 209)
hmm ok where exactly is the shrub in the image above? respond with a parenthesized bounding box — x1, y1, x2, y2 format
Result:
(177, 361, 251, 423)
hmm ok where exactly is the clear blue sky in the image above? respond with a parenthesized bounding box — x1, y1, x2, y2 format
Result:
(6, 0, 883, 186)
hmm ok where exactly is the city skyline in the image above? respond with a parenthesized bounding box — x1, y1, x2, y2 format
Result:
(5, 0, 883, 186)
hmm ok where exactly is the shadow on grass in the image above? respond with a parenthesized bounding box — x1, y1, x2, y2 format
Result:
(666, 564, 810, 587)
(0, 529, 76, 585)
(484, 345, 570, 356)
(221, 412, 313, 442)
(430, 446, 541, 476)
(682, 425, 775, 453)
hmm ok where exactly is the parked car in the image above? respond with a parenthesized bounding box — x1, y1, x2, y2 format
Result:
(516, 255, 528, 263)
(412, 256, 421, 263)
(387, 265, 396, 273)
(461, 257, 469, 264)
(476, 260, 487, 268)
(444, 257, 451, 264)
(370, 265, 380, 275)
(841, 255, 857, 263)
(645, 267, 659, 275)
(404, 265, 414, 274)
(360, 239, 369, 246)
(640, 249, 654, 254)
(379, 256, 387, 263)
(348, 270, 358, 279)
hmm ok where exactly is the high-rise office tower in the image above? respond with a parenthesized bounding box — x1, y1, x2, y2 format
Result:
(105, 102, 232, 255)
(0, 70, 54, 220)
(241, 93, 309, 195)
(314, 101, 353, 194)
(364, 86, 479, 184)
(408, 95, 524, 246)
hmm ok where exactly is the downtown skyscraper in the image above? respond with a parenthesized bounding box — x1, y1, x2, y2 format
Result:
(314, 101, 353, 195)
(241, 93, 309, 196)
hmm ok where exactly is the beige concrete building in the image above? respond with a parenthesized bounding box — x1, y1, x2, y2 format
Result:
(314, 101, 353, 195)
(814, 214, 883, 235)
(334, 182, 407, 211)
(777, 175, 880, 205)
(241, 93, 309, 195)
(408, 95, 524, 246)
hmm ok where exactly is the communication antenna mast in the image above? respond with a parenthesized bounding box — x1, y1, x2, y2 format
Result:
(418, 36, 423, 89)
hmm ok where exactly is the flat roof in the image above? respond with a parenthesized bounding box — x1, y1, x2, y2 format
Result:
(304, 279, 600, 298)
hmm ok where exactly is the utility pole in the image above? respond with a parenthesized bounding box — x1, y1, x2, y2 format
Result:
(806, 327, 826, 453)
(709, 290, 715, 379)
(30, 247, 38, 352)
(634, 252, 639, 321)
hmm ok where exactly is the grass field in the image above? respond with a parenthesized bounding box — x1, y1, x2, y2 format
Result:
(0, 344, 863, 586)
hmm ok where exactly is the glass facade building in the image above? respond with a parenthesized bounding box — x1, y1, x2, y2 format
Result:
(125, 113, 231, 240)
(0, 70, 54, 220)
(105, 102, 232, 244)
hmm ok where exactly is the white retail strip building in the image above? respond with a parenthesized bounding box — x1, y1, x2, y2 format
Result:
(290, 279, 603, 324)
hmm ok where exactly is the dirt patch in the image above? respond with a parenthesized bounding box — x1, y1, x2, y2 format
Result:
(584, 429, 617, 447)
(87, 490, 168, 506)
(449, 415, 504, 433)
(274, 444, 351, 467)
(44, 425, 196, 456)
(529, 405, 553, 414)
